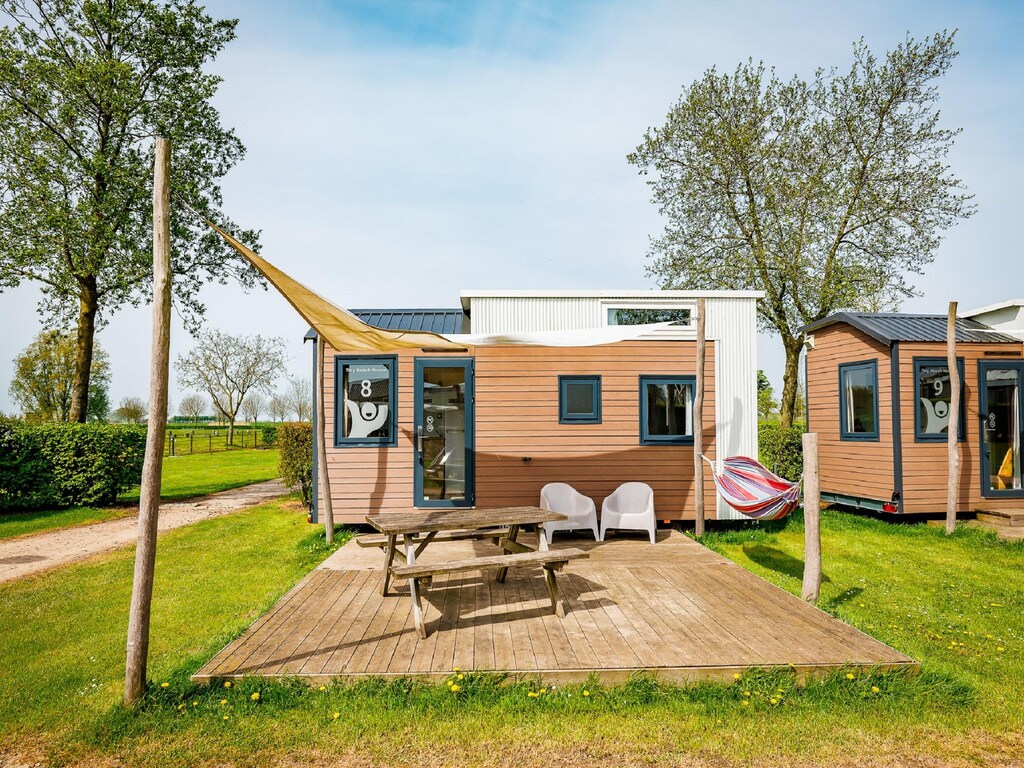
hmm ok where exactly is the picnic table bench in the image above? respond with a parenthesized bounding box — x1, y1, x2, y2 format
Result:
(362, 506, 589, 638)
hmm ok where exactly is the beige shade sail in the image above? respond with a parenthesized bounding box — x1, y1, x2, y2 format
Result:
(207, 221, 469, 353)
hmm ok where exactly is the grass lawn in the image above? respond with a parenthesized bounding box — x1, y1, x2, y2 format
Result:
(0, 502, 1022, 767)
(0, 449, 281, 542)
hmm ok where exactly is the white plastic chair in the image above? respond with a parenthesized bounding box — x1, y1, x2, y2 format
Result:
(600, 482, 656, 544)
(539, 483, 600, 544)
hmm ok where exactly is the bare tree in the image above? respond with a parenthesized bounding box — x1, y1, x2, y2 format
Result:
(268, 393, 290, 423)
(176, 329, 286, 445)
(287, 377, 312, 422)
(113, 397, 147, 424)
(178, 393, 207, 425)
(241, 391, 266, 424)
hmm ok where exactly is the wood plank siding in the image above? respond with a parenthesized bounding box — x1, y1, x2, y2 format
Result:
(806, 322, 1024, 514)
(898, 341, 1024, 514)
(317, 340, 718, 523)
(806, 325, 896, 505)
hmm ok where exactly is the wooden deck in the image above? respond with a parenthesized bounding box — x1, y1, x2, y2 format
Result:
(193, 530, 915, 684)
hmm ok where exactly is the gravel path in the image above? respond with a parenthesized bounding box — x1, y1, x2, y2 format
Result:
(0, 480, 288, 584)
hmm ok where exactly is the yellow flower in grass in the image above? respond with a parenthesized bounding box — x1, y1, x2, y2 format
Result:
(741, 700, 749, 707)
(743, 691, 751, 697)
(450, 684, 461, 693)
(161, 682, 169, 688)
(223, 715, 229, 721)
(583, 690, 590, 697)
(527, 692, 538, 698)
(770, 698, 778, 705)
(318, 685, 326, 692)
(332, 712, 340, 719)
(871, 686, 880, 693)
(192, 701, 197, 707)
(220, 699, 227, 706)
(998, 647, 1006, 652)
(223, 681, 232, 688)
(251, 692, 260, 701)
(732, 673, 740, 681)
(845, 673, 855, 680)
(457, 673, 464, 680)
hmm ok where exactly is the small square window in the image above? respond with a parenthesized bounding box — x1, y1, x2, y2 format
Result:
(558, 376, 601, 424)
(640, 376, 695, 444)
(839, 360, 879, 441)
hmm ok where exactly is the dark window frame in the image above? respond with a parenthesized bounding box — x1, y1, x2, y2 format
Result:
(333, 355, 398, 447)
(558, 375, 602, 424)
(913, 356, 966, 443)
(838, 359, 880, 442)
(639, 375, 696, 445)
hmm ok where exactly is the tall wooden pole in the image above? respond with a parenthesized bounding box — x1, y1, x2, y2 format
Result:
(801, 432, 821, 603)
(946, 302, 960, 534)
(125, 137, 172, 706)
(316, 336, 335, 544)
(693, 298, 706, 536)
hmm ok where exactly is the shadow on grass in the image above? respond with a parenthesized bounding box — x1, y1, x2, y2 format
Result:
(741, 542, 831, 584)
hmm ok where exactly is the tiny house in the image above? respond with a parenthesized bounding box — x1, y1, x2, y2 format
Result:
(802, 309, 1024, 514)
(309, 290, 762, 524)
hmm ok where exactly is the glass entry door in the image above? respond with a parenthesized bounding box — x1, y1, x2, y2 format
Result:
(980, 362, 1024, 497)
(414, 359, 474, 507)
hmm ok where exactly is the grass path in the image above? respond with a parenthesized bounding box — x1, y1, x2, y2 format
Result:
(0, 449, 280, 542)
(0, 503, 1021, 766)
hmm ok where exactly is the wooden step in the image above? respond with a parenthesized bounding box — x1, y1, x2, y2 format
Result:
(976, 510, 1024, 527)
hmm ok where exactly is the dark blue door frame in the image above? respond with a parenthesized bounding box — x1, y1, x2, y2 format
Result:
(978, 360, 1024, 499)
(413, 358, 475, 508)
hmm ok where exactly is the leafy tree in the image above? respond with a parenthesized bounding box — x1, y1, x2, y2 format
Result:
(241, 391, 265, 424)
(113, 396, 146, 424)
(176, 329, 285, 445)
(9, 329, 110, 421)
(178, 392, 206, 424)
(756, 369, 778, 420)
(286, 377, 312, 423)
(0, 0, 260, 423)
(628, 32, 974, 428)
(268, 393, 290, 423)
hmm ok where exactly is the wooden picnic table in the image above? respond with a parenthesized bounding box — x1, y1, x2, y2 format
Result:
(364, 506, 567, 596)
(363, 506, 585, 638)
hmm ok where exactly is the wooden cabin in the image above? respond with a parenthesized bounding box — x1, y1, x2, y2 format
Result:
(802, 310, 1024, 515)
(309, 290, 762, 524)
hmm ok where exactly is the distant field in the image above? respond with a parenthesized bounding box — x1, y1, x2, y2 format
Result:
(0, 449, 281, 542)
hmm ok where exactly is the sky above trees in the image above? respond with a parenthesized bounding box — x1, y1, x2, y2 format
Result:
(1, 0, 1022, 413)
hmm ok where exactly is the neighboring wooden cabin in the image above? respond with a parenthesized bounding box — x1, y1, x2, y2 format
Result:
(802, 312, 1024, 515)
(310, 291, 762, 524)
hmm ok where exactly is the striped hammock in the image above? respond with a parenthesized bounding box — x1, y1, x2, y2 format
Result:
(701, 455, 801, 521)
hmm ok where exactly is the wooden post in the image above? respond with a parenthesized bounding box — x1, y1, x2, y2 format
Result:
(946, 302, 960, 534)
(801, 432, 821, 603)
(693, 298, 707, 536)
(316, 335, 335, 544)
(124, 137, 172, 706)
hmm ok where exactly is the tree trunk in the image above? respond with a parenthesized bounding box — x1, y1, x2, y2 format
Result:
(778, 339, 803, 430)
(69, 278, 99, 423)
(227, 417, 235, 448)
(125, 138, 172, 707)
(693, 298, 706, 537)
(801, 432, 821, 603)
(946, 302, 960, 534)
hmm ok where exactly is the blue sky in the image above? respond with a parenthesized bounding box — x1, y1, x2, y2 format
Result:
(2, 0, 1023, 413)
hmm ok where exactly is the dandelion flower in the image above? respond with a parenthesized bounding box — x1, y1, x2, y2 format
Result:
(540, 688, 547, 694)
(451, 685, 461, 693)
(770, 698, 778, 705)
(161, 682, 170, 688)
(333, 712, 340, 719)
(871, 686, 880, 693)
(845, 673, 855, 680)
(998, 646, 1005, 652)
(583, 690, 590, 697)
(457, 673, 464, 680)
(192, 702, 197, 707)
(223, 715, 229, 721)
(528, 692, 538, 698)
(733, 673, 740, 680)
(223, 681, 232, 688)
(744, 691, 751, 697)
(220, 699, 228, 706)
(251, 692, 260, 701)
(319, 685, 326, 692)
(741, 700, 749, 707)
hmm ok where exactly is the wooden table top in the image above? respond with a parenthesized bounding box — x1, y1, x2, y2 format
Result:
(365, 506, 566, 536)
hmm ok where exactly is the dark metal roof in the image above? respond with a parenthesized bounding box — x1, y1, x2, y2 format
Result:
(303, 309, 467, 340)
(801, 312, 1021, 345)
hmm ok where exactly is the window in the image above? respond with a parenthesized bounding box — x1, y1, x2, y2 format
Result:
(559, 376, 601, 423)
(839, 360, 879, 441)
(607, 307, 691, 326)
(914, 357, 966, 441)
(640, 376, 695, 444)
(334, 356, 397, 446)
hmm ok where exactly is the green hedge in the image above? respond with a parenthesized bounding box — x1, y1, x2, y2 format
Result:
(261, 426, 278, 447)
(0, 422, 147, 510)
(758, 422, 804, 481)
(278, 422, 313, 506)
